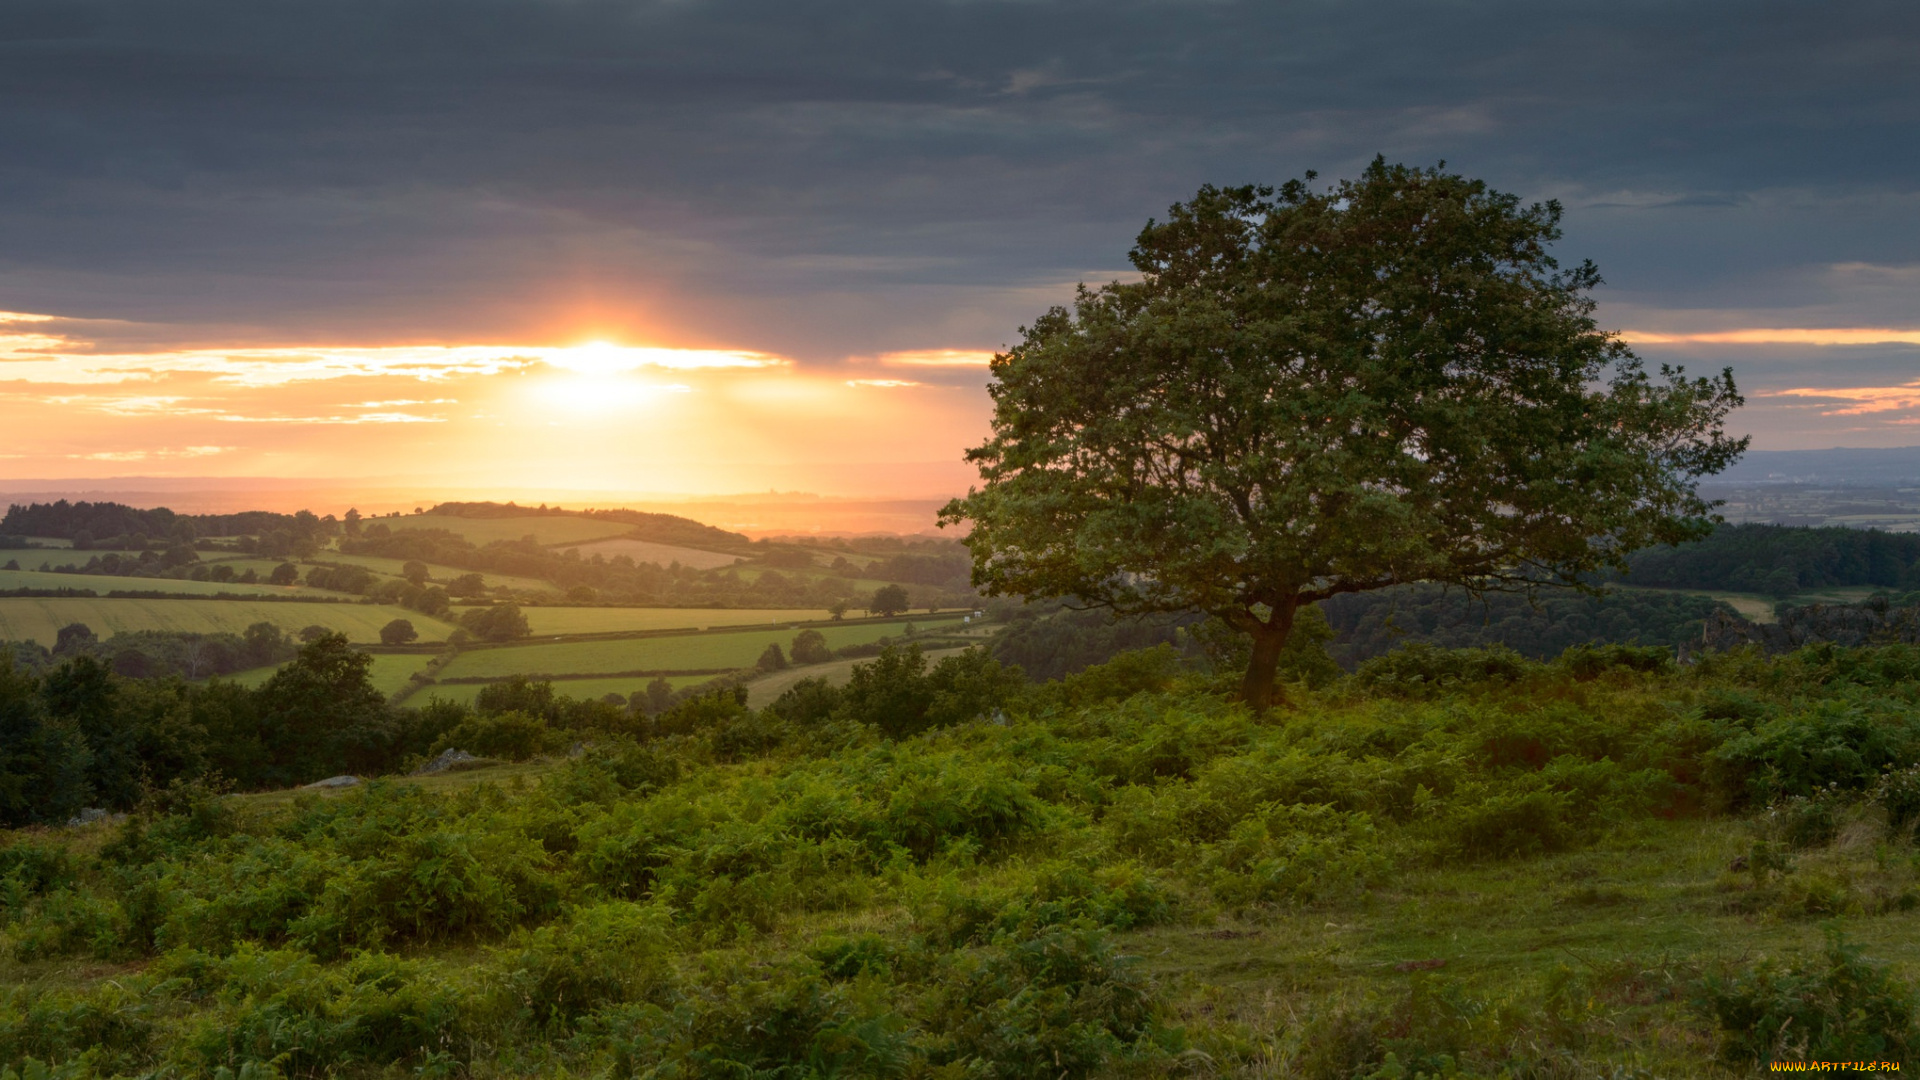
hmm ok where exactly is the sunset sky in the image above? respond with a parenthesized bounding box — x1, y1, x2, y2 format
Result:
(3, 0, 1919, 495)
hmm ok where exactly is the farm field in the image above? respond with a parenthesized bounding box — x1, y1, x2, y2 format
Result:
(415, 672, 713, 707)
(0, 597, 444, 646)
(554, 536, 741, 569)
(317, 552, 558, 594)
(744, 646, 970, 707)
(0, 567, 310, 598)
(385, 513, 631, 547)
(1616, 583, 1887, 624)
(439, 616, 961, 678)
(519, 606, 836, 636)
(221, 652, 433, 694)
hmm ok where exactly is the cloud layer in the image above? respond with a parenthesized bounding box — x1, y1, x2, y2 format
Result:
(1, 0, 1918, 470)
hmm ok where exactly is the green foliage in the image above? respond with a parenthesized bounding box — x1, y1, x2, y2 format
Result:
(459, 603, 530, 642)
(838, 645, 1024, 739)
(790, 628, 833, 665)
(379, 618, 418, 645)
(19, 640, 1920, 1074)
(1353, 642, 1533, 695)
(943, 160, 1745, 709)
(428, 709, 562, 762)
(1697, 927, 1919, 1064)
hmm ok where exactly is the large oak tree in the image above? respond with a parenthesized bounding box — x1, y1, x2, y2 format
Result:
(942, 160, 1746, 709)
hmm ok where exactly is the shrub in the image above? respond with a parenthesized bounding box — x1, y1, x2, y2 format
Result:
(1556, 642, 1674, 680)
(427, 710, 560, 762)
(494, 901, 675, 1028)
(1353, 643, 1532, 694)
(790, 629, 834, 665)
(1709, 700, 1920, 808)
(1696, 928, 1920, 1065)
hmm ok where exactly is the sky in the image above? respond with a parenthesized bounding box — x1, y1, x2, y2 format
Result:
(2, 0, 1918, 495)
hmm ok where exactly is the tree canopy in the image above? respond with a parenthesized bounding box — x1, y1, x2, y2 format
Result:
(942, 160, 1746, 708)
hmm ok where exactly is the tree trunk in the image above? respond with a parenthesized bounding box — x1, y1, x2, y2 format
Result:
(1238, 600, 1297, 712)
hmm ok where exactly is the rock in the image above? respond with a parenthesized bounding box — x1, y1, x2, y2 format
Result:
(66, 807, 110, 827)
(303, 775, 363, 789)
(411, 749, 476, 776)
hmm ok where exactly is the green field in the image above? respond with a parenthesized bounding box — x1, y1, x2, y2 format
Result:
(317, 552, 559, 594)
(439, 617, 960, 678)
(0, 567, 314, 598)
(384, 513, 632, 547)
(220, 652, 434, 695)
(415, 672, 714, 707)
(555, 536, 741, 569)
(0, 597, 447, 646)
(519, 606, 836, 636)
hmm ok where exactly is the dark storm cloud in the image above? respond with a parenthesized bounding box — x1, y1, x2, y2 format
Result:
(1, 0, 1916, 363)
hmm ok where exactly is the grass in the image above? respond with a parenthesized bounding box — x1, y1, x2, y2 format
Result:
(0, 597, 445, 646)
(518, 606, 837, 636)
(415, 673, 715, 707)
(384, 512, 631, 547)
(551, 537, 742, 568)
(318, 551, 559, 594)
(0, 567, 313, 598)
(439, 616, 962, 678)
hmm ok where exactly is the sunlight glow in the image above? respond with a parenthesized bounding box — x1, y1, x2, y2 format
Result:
(1622, 328, 1920, 346)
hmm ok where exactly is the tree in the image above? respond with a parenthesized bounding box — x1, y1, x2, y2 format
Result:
(254, 633, 390, 784)
(828, 600, 849, 621)
(269, 562, 300, 586)
(869, 584, 910, 618)
(941, 161, 1746, 709)
(790, 629, 833, 665)
(380, 618, 419, 645)
(757, 643, 789, 672)
(401, 560, 430, 587)
(460, 603, 530, 642)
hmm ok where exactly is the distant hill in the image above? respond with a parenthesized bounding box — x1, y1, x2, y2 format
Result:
(424, 501, 750, 551)
(0, 499, 325, 541)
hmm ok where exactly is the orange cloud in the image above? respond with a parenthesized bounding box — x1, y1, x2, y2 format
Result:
(0, 310, 991, 495)
(1764, 383, 1920, 416)
(1622, 328, 1920, 346)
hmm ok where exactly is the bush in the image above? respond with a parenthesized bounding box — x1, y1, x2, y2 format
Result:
(1709, 700, 1920, 808)
(1353, 642, 1532, 694)
(790, 629, 833, 665)
(427, 710, 560, 762)
(1697, 927, 1920, 1064)
(1556, 641, 1674, 680)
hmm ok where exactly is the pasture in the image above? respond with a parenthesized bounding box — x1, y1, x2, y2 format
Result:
(319, 552, 558, 594)
(384, 512, 631, 547)
(0, 567, 309, 598)
(439, 616, 962, 678)
(518, 606, 836, 636)
(554, 536, 741, 568)
(0, 597, 444, 646)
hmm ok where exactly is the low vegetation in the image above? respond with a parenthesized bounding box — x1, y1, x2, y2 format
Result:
(8, 635, 1920, 1075)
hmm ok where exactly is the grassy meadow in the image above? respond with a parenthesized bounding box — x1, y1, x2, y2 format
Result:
(8, 643, 1920, 1075)
(441, 616, 963, 678)
(517, 606, 838, 636)
(552, 537, 743, 568)
(0, 596, 439, 646)
(383, 513, 633, 547)
(0, 567, 312, 598)
(317, 553, 560, 594)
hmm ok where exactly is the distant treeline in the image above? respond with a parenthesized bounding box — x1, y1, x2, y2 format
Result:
(1, 620, 300, 680)
(1623, 523, 1920, 597)
(424, 501, 749, 550)
(1, 499, 332, 543)
(984, 586, 1728, 682)
(343, 525, 974, 609)
(1319, 585, 1727, 665)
